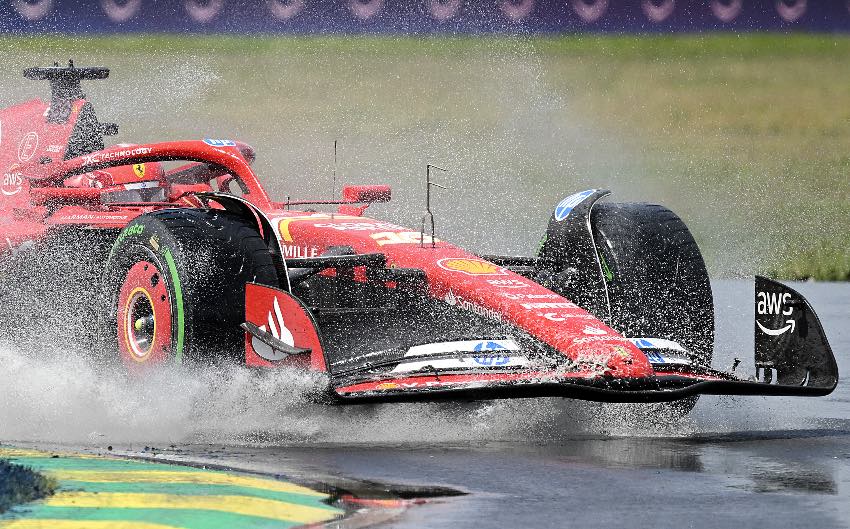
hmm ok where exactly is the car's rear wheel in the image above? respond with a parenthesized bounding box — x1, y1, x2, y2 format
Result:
(590, 202, 714, 421)
(102, 209, 279, 371)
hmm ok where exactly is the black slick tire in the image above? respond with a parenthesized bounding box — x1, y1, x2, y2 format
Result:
(590, 202, 714, 420)
(590, 202, 714, 364)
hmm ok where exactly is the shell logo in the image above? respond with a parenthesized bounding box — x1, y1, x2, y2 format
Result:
(437, 258, 506, 276)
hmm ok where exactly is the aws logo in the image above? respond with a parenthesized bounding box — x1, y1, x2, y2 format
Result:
(756, 291, 796, 336)
(757, 291, 792, 316)
(2, 164, 23, 196)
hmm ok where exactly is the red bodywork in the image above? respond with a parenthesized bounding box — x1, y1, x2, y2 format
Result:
(0, 93, 655, 379)
(2, 77, 835, 404)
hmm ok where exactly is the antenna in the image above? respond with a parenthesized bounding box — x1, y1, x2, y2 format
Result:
(421, 164, 447, 248)
(332, 140, 338, 201)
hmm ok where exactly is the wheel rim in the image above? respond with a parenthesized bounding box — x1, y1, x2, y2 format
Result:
(500, 0, 535, 22)
(100, 0, 142, 22)
(12, 0, 53, 21)
(117, 260, 172, 368)
(349, 0, 383, 20)
(185, 0, 224, 23)
(427, 0, 461, 21)
(710, 0, 741, 23)
(267, 0, 305, 20)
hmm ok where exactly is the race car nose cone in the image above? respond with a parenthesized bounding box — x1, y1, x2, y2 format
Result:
(604, 344, 653, 378)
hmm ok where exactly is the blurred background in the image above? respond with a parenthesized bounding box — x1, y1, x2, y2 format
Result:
(1, 0, 848, 280)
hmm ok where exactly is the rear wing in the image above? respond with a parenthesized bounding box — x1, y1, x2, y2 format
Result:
(25, 60, 111, 126)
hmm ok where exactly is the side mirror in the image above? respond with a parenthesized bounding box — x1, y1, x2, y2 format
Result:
(342, 184, 391, 203)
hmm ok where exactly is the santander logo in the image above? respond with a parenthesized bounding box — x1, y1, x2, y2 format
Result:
(252, 296, 295, 361)
(261, 296, 294, 346)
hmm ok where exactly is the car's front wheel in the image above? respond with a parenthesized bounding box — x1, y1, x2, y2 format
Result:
(590, 202, 714, 421)
(540, 199, 714, 421)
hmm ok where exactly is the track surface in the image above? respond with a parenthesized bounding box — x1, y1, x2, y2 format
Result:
(121, 280, 850, 529)
(2, 281, 847, 528)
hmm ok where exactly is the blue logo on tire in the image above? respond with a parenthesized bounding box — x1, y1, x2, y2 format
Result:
(472, 341, 511, 366)
(473, 355, 510, 366)
(554, 189, 595, 221)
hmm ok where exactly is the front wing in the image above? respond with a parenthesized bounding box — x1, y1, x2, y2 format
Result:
(244, 267, 838, 405)
(332, 369, 833, 404)
(330, 276, 838, 404)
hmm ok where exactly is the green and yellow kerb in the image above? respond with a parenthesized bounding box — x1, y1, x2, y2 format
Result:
(0, 446, 343, 529)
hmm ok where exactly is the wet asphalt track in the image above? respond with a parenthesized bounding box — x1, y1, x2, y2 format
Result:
(135, 280, 850, 529)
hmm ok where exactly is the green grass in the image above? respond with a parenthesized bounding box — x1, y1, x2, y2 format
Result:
(0, 460, 55, 513)
(5, 33, 850, 57)
(1, 33, 848, 279)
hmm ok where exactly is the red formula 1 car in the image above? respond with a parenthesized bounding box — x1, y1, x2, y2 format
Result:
(0, 64, 838, 413)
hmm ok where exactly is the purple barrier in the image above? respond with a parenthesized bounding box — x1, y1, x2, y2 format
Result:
(0, 0, 847, 33)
